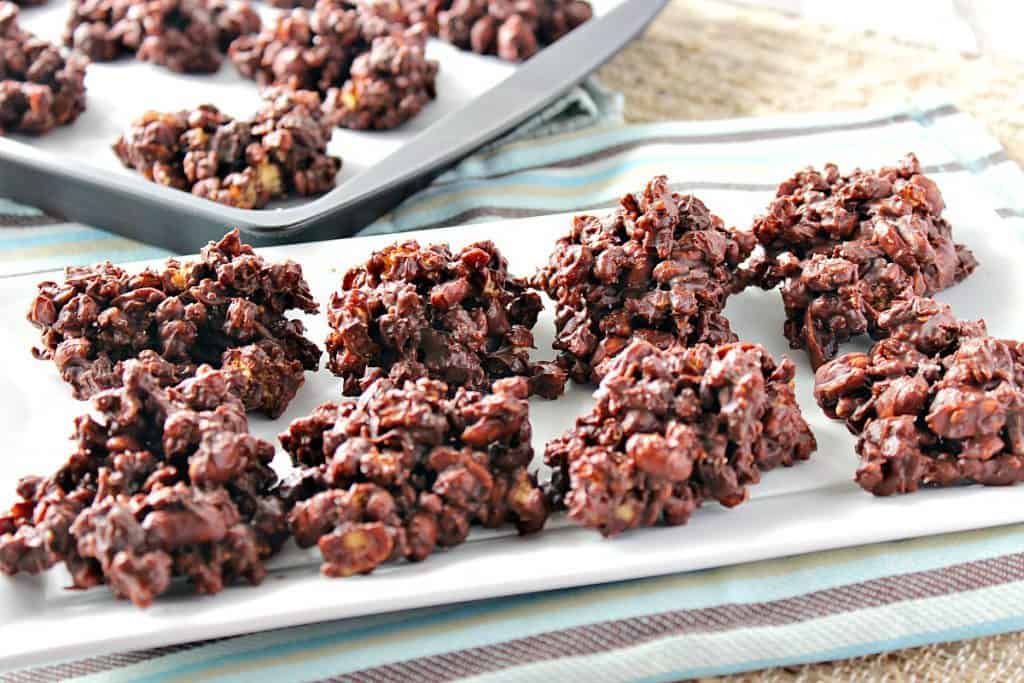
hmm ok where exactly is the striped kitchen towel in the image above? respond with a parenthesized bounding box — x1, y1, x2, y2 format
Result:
(5, 95, 1024, 682)
(10, 525, 1024, 682)
(363, 95, 1023, 235)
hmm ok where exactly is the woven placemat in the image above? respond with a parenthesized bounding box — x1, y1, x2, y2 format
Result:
(600, 0, 1024, 164)
(598, 1, 1024, 680)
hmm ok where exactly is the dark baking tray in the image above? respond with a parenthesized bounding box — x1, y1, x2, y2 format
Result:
(0, 0, 666, 252)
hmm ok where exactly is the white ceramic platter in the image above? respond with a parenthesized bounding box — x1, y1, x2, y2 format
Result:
(0, 188, 1022, 669)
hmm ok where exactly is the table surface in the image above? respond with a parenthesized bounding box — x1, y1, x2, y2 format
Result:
(596, 0, 1024, 680)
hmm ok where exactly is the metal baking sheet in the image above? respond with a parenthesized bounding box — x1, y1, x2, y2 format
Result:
(0, 0, 666, 251)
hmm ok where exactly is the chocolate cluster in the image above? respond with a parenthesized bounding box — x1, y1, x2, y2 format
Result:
(65, 0, 261, 73)
(279, 375, 546, 576)
(0, 3, 88, 135)
(28, 230, 321, 418)
(326, 239, 566, 398)
(748, 153, 978, 367)
(113, 88, 340, 208)
(228, 0, 438, 130)
(228, 2, 364, 92)
(545, 340, 816, 536)
(255, 0, 592, 63)
(534, 175, 755, 384)
(384, 0, 591, 61)
(0, 362, 287, 606)
(435, 0, 592, 61)
(815, 296, 1024, 496)
(321, 29, 438, 130)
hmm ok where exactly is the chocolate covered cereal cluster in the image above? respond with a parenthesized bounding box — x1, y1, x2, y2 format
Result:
(28, 230, 321, 417)
(384, 0, 592, 62)
(747, 153, 978, 367)
(228, 0, 438, 130)
(228, 1, 368, 91)
(279, 375, 546, 576)
(113, 88, 340, 208)
(545, 340, 816, 536)
(815, 296, 1024, 496)
(434, 0, 592, 61)
(534, 175, 755, 384)
(266, 0, 314, 7)
(320, 28, 437, 130)
(0, 3, 88, 135)
(326, 239, 567, 398)
(259, 0, 592, 62)
(0, 362, 288, 606)
(65, 0, 261, 73)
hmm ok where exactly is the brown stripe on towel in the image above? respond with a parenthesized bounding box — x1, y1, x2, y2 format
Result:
(324, 550, 1024, 683)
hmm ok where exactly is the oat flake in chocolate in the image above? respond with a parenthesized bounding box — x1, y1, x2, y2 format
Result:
(545, 339, 817, 536)
(279, 376, 546, 577)
(534, 175, 755, 384)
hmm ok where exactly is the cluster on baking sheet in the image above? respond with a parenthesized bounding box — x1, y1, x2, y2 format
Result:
(4, 0, 594, 207)
(394, 0, 592, 62)
(4, 155, 1005, 607)
(0, 3, 87, 135)
(113, 89, 340, 208)
(228, 0, 441, 131)
(64, 0, 261, 72)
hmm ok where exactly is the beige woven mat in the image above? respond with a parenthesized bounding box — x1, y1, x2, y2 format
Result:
(598, 1, 1024, 681)
(600, 0, 1024, 164)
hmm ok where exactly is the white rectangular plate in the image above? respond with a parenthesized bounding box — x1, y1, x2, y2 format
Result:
(12, 0, 621, 207)
(1, 185, 1022, 670)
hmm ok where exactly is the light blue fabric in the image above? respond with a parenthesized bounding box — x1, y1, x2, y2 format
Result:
(59, 525, 1024, 682)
